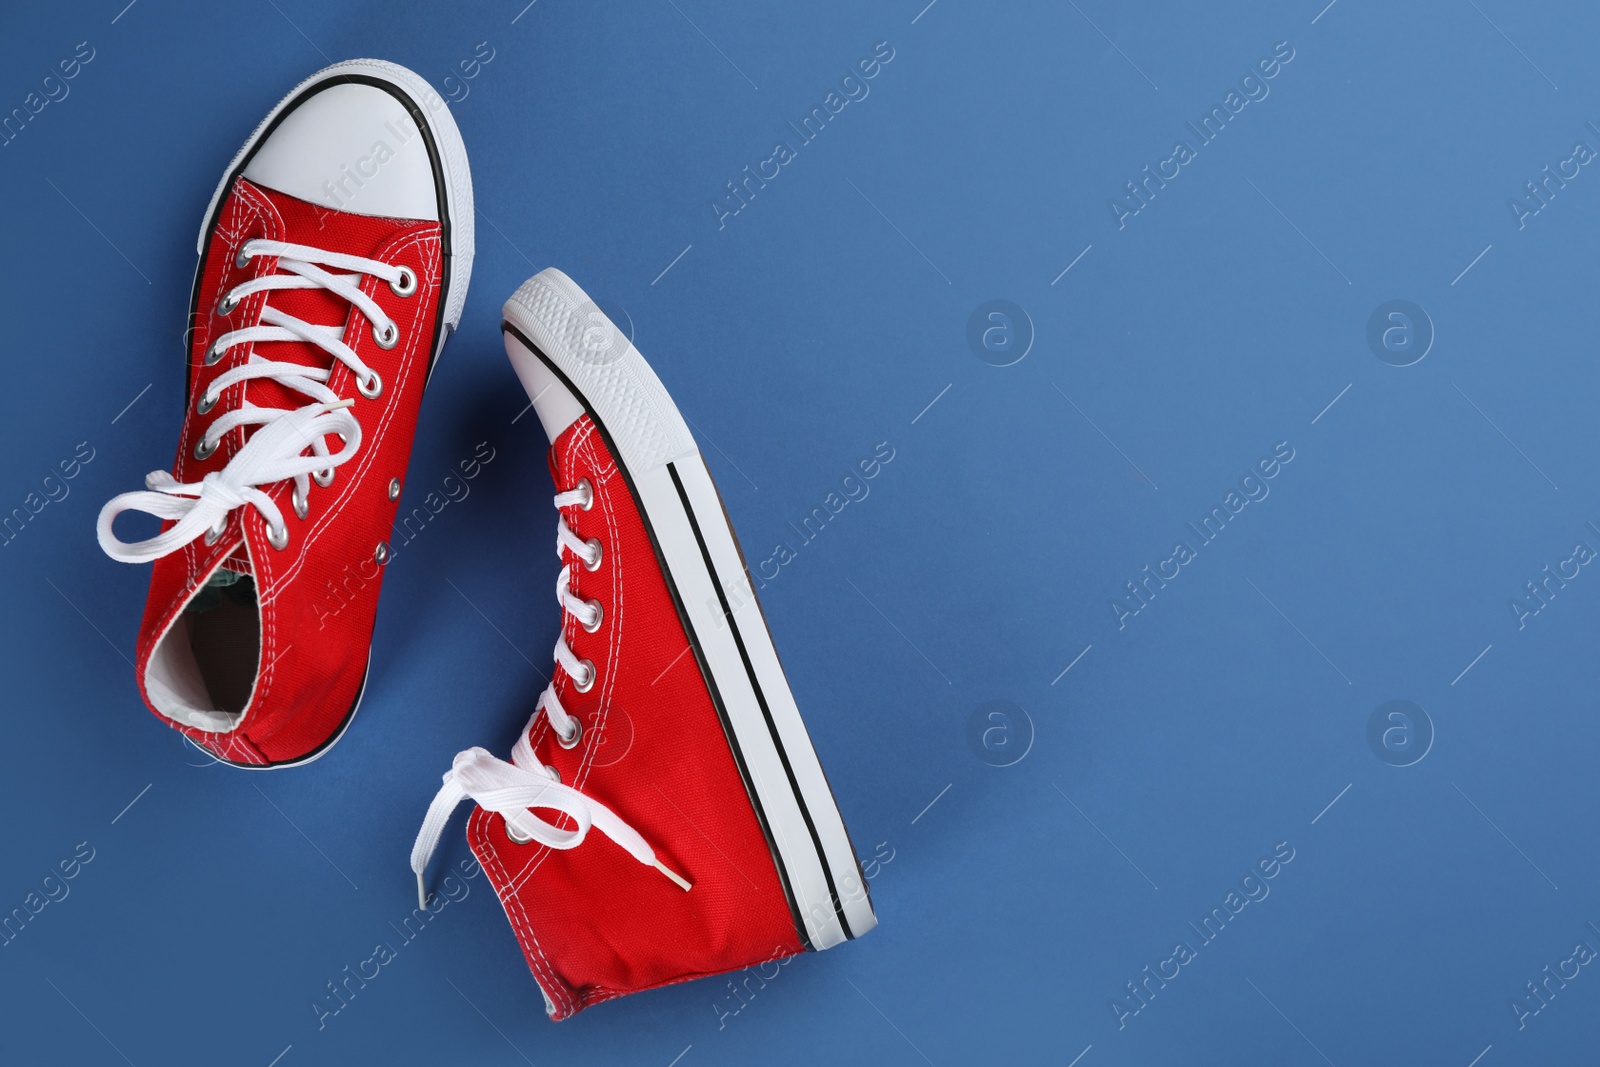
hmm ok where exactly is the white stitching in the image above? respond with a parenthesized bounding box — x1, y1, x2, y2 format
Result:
(239, 214, 440, 749)
(470, 810, 580, 1016)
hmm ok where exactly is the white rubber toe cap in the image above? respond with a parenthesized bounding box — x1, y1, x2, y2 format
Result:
(242, 81, 438, 221)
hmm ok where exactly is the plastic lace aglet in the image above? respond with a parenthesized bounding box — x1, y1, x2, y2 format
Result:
(415, 870, 429, 911)
(652, 859, 692, 892)
(318, 399, 356, 413)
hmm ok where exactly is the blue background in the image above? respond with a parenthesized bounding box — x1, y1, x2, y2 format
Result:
(1, 0, 1597, 1064)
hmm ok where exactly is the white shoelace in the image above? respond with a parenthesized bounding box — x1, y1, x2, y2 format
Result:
(97, 239, 411, 563)
(410, 482, 691, 908)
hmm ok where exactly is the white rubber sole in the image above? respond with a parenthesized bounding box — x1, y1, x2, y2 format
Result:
(195, 57, 476, 336)
(502, 269, 877, 951)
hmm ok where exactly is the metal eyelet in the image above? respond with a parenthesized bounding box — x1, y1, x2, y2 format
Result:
(358, 370, 383, 399)
(581, 600, 603, 634)
(203, 521, 225, 546)
(196, 392, 217, 415)
(505, 818, 534, 845)
(204, 341, 227, 366)
(544, 763, 561, 784)
(390, 265, 417, 297)
(292, 482, 309, 520)
(388, 477, 402, 501)
(314, 468, 335, 488)
(375, 541, 390, 565)
(575, 478, 594, 511)
(557, 718, 583, 749)
(267, 523, 289, 551)
(217, 292, 240, 315)
(373, 321, 399, 349)
(235, 248, 252, 269)
(193, 436, 217, 461)
(573, 659, 596, 693)
(584, 539, 603, 572)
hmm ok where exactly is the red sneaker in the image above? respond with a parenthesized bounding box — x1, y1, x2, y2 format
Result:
(411, 269, 876, 1019)
(96, 60, 474, 767)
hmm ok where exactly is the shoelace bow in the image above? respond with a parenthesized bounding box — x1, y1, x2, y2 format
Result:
(410, 481, 690, 908)
(97, 239, 409, 563)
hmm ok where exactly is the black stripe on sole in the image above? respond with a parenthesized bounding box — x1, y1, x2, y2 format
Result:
(666, 462, 855, 943)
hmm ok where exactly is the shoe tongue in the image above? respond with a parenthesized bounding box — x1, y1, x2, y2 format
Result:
(188, 548, 255, 612)
(220, 543, 252, 579)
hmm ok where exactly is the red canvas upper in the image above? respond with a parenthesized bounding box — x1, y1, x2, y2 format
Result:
(134, 179, 443, 764)
(468, 416, 805, 1019)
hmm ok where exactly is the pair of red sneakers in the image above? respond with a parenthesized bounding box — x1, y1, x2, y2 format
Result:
(96, 60, 875, 1019)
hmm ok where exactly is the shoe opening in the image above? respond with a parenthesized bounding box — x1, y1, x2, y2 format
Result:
(145, 564, 261, 731)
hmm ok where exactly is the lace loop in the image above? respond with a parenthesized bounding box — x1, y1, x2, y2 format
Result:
(98, 402, 359, 563)
(410, 480, 692, 907)
(98, 239, 396, 563)
(409, 743, 691, 909)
